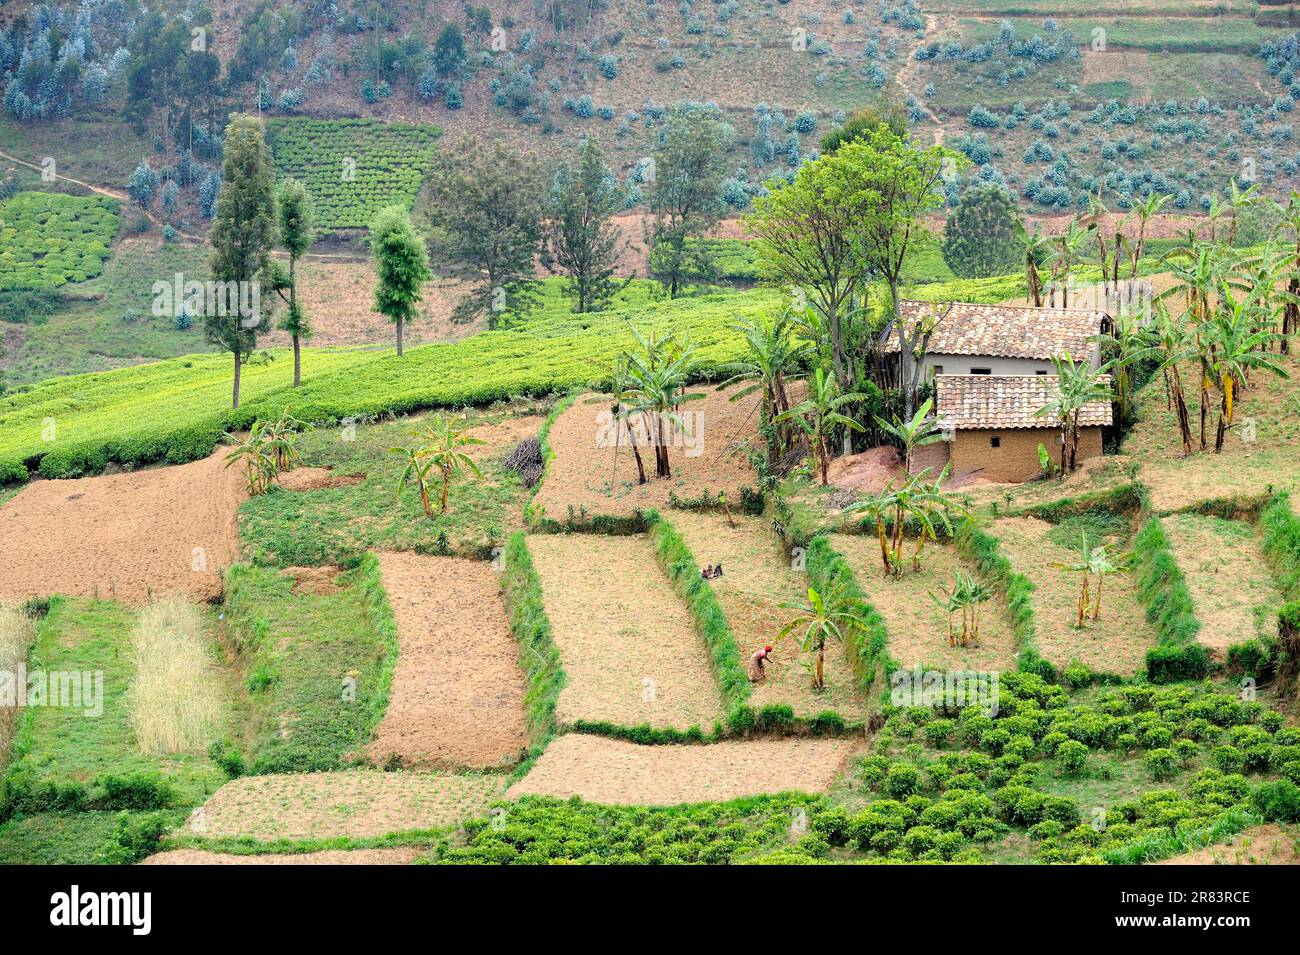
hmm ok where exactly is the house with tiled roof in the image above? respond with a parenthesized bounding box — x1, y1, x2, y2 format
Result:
(894, 300, 1111, 378)
(896, 301, 1115, 483)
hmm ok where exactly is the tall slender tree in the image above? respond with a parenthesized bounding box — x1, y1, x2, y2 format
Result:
(275, 178, 313, 387)
(542, 137, 626, 313)
(208, 114, 277, 409)
(370, 205, 431, 356)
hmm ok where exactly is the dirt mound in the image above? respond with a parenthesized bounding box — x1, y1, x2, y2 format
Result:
(279, 565, 345, 596)
(368, 554, 528, 769)
(140, 848, 421, 865)
(1156, 825, 1300, 865)
(190, 771, 503, 841)
(527, 534, 722, 731)
(826, 446, 906, 494)
(0, 447, 245, 606)
(508, 734, 858, 805)
(275, 467, 365, 491)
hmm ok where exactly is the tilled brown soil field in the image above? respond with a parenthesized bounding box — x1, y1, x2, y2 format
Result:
(507, 734, 858, 805)
(368, 553, 528, 770)
(527, 534, 722, 731)
(0, 447, 245, 606)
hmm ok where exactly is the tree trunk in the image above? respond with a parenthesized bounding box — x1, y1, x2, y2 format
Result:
(292, 333, 301, 388)
(397, 315, 405, 357)
(440, 472, 449, 512)
(232, 347, 242, 409)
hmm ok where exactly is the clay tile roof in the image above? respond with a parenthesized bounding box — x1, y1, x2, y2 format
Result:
(894, 300, 1107, 361)
(936, 375, 1113, 431)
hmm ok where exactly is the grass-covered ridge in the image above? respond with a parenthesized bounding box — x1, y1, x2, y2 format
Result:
(0, 281, 779, 484)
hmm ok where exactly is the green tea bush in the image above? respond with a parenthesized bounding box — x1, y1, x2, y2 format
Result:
(0, 192, 118, 289)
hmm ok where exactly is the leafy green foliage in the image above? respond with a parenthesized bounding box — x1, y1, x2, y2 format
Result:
(942, 184, 1022, 279)
(0, 192, 118, 289)
(266, 119, 440, 234)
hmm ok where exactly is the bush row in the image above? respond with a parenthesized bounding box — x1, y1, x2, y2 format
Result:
(500, 532, 566, 755)
(1132, 516, 1212, 682)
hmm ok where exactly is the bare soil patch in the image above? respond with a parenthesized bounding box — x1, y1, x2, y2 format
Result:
(140, 847, 421, 865)
(532, 384, 761, 520)
(189, 771, 503, 840)
(0, 447, 245, 606)
(831, 535, 1019, 672)
(527, 534, 722, 731)
(368, 554, 528, 770)
(1162, 514, 1282, 657)
(989, 517, 1154, 676)
(507, 734, 858, 805)
(275, 467, 365, 491)
(464, 415, 546, 464)
(672, 513, 865, 719)
(1082, 49, 1151, 102)
(1156, 825, 1300, 865)
(278, 565, 344, 596)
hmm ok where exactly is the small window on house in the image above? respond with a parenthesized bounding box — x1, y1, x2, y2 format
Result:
(1035, 369, 1049, 376)
(971, 367, 992, 375)
(932, 364, 943, 377)
(990, 435, 1001, 449)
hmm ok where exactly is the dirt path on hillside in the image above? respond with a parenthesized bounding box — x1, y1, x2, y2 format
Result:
(189, 771, 503, 841)
(528, 534, 722, 731)
(508, 734, 858, 805)
(0, 447, 245, 606)
(368, 554, 528, 770)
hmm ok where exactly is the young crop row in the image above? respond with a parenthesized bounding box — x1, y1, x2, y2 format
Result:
(265, 118, 440, 233)
(0, 192, 118, 290)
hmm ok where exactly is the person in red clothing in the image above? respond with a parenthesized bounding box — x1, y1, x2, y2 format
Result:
(748, 645, 774, 682)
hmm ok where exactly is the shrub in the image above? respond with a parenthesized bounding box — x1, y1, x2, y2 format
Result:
(1056, 740, 1088, 776)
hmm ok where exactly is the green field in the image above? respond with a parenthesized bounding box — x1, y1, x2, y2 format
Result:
(0, 192, 119, 290)
(266, 119, 441, 234)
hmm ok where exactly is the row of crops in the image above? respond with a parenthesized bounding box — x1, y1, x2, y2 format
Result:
(265, 118, 441, 234)
(0, 281, 780, 483)
(0, 192, 118, 290)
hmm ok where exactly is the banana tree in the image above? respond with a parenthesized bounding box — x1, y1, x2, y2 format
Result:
(775, 366, 867, 485)
(778, 581, 866, 691)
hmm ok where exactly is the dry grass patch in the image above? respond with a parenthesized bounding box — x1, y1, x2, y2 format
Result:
(990, 516, 1154, 676)
(1125, 354, 1300, 512)
(129, 598, 224, 756)
(0, 603, 36, 766)
(1162, 514, 1282, 657)
(527, 534, 722, 732)
(671, 513, 865, 719)
(189, 770, 503, 841)
(531, 385, 760, 520)
(368, 554, 528, 770)
(507, 734, 858, 805)
(831, 534, 1019, 672)
(1156, 825, 1300, 865)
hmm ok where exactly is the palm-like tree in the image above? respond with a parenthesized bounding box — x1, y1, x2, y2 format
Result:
(1054, 534, 1121, 628)
(623, 327, 704, 480)
(1047, 219, 1089, 307)
(1015, 220, 1049, 307)
(715, 309, 808, 469)
(932, 571, 993, 647)
(778, 581, 865, 691)
(1034, 355, 1114, 474)
(225, 420, 275, 496)
(1207, 282, 1288, 451)
(1129, 191, 1170, 277)
(417, 416, 486, 513)
(775, 367, 867, 485)
(391, 445, 435, 517)
(874, 397, 944, 473)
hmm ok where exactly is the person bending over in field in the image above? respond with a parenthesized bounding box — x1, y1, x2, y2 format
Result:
(748, 645, 773, 683)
